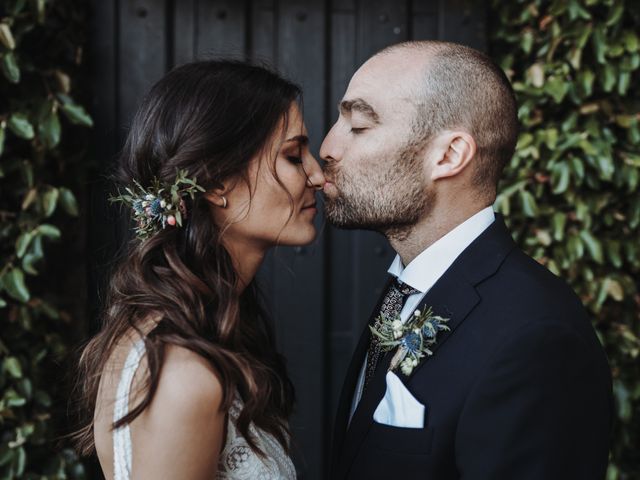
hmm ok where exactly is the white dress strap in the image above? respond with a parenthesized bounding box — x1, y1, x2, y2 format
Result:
(113, 337, 146, 480)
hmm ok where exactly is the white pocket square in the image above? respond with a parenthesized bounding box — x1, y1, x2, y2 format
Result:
(373, 371, 425, 428)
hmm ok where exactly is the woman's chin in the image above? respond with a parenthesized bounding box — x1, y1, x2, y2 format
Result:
(279, 224, 317, 247)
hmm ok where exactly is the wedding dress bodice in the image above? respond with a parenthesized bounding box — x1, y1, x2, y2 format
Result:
(112, 337, 297, 479)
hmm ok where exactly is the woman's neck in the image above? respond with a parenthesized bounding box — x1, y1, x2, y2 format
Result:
(222, 237, 267, 293)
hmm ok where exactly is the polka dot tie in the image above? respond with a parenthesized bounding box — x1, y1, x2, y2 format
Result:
(363, 278, 420, 392)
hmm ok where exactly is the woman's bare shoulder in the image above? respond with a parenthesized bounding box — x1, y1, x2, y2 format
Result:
(128, 343, 226, 478)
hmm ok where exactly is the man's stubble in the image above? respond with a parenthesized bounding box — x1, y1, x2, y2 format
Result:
(323, 138, 435, 240)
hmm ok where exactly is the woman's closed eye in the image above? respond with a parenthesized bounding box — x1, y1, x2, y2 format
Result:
(350, 127, 367, 134)
(286, 155, 303, 164)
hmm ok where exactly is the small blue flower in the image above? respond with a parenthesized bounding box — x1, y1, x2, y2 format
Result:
(422, 320, 437, 339)
(132, 199, 144, 214)
(401, 332, 421, 354)
(150, 198, 163, 215)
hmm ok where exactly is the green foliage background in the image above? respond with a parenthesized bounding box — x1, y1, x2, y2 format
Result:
(0, 0, 90, 477)
(490, 0, 640, 478)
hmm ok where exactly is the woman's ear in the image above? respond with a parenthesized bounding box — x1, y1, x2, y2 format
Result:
(204, 185, 229, 208)
(429, 131, 477, 182)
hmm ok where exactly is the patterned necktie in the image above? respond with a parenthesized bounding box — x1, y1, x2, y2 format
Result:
(363, 278, 420, 392)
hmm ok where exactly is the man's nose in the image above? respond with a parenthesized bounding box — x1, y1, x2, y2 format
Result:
(320, 125, 339, 163)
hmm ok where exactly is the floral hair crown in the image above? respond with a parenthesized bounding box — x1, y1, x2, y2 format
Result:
(108, 169, 206, 241)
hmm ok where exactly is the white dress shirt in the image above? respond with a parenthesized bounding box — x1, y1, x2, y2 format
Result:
(348, 207, 496, 423)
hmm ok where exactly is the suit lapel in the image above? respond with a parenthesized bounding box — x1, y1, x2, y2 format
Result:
(334, 214, 517, 478)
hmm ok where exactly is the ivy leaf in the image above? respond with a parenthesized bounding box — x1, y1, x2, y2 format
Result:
(0, 22, 15, 49)
(0, 122, 5, 157)
(38, 109, 61, 149)
(59, 187, 79, 216)
(552, 212, 567, 241)
(545, 76, 569, 103)
(591, 25, 606, 64)
(3, 267, 30, 303)
(3, 357, 23, 378)
(8, 113, 34, 139)
(580, 230, 604, 264)
(519, 189, 539, 217)
(60, 102, 93, 127)
(22, 253, 40, 276)
(15, 231, 34, 258)
(1, 51, 20, 83)
(37, 224, 62, 240)
(41, 187, 59, 217)
(551, 162, 570, 194)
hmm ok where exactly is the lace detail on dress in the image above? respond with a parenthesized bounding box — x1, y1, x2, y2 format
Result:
(111, 337, 296, 480)
(217, 394, 297, 479)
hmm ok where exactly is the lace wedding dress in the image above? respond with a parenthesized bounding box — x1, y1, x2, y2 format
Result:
(112, 337, 297, 479)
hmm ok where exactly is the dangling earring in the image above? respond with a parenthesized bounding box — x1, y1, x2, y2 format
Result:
(221, 196, 228, 208)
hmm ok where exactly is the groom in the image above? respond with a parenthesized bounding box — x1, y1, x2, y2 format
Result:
(321, 41, 613, 479)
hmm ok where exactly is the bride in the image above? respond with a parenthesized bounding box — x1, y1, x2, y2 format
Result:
(71, 60, 325, 479)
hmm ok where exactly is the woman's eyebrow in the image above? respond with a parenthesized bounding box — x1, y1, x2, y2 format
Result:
(338, 98, 380, 124)
(284, 134, 309, 145)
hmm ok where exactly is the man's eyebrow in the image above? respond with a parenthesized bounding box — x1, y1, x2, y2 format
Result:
(338, 98, 380, 123)
(284, 134, 309, 145)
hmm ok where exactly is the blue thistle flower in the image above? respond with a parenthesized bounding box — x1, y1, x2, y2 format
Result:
(422, 320, 437, 339)
(401, 332, 421, 355)
(150, 198, 163, 216)
(132, 199, 144, 214)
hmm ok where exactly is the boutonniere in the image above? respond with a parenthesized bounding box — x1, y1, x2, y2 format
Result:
(370, 307, 450, 376)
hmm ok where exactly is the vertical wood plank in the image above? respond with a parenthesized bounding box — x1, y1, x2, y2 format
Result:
(173, 0, 196, 66)
(250, 0, 276, 63)
(411, 0, 439, 40)
(438, 0, 487, 50)
(271, 1, 327, 478)
(356, 0, 408, 63)
(195, 0, 247, 59)
(119, 0, 168, 127)
(86, 1, 120, 476)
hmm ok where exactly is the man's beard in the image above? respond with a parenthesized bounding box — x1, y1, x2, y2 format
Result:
(323, 140, 435, 238)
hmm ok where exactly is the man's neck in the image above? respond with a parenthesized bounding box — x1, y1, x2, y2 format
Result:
(388, 204, 489, 267)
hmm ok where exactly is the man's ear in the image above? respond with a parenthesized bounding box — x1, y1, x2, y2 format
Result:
(429, 130, 477, 182)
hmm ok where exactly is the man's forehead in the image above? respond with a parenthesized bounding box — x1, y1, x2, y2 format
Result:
(344, 54, 424, 112)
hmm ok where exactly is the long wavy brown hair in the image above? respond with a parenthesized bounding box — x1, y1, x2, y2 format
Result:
(70, 60, 302, 457)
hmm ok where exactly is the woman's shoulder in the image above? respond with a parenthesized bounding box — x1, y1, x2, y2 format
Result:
(155, 343, 224, 414)
(129, 336, 227, 477)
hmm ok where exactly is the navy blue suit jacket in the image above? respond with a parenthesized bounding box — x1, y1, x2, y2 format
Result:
(330, 214, 613, 479)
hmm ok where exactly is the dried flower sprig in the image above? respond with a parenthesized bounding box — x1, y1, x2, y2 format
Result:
(108, 169, 206, 241)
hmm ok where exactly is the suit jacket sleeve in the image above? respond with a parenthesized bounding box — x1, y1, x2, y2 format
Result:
(454, 320, 612, 479)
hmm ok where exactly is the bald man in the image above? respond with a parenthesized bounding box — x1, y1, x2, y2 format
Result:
(321, 41, 612, 479)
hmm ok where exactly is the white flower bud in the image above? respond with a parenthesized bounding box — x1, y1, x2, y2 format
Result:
(160, 200, 167, 208)
(414, 309, 421, 317)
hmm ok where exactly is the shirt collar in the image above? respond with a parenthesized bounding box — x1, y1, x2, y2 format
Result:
(387, 207, 496, 293)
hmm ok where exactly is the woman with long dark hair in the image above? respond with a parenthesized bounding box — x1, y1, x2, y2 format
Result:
(71, 60, 325, 478)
